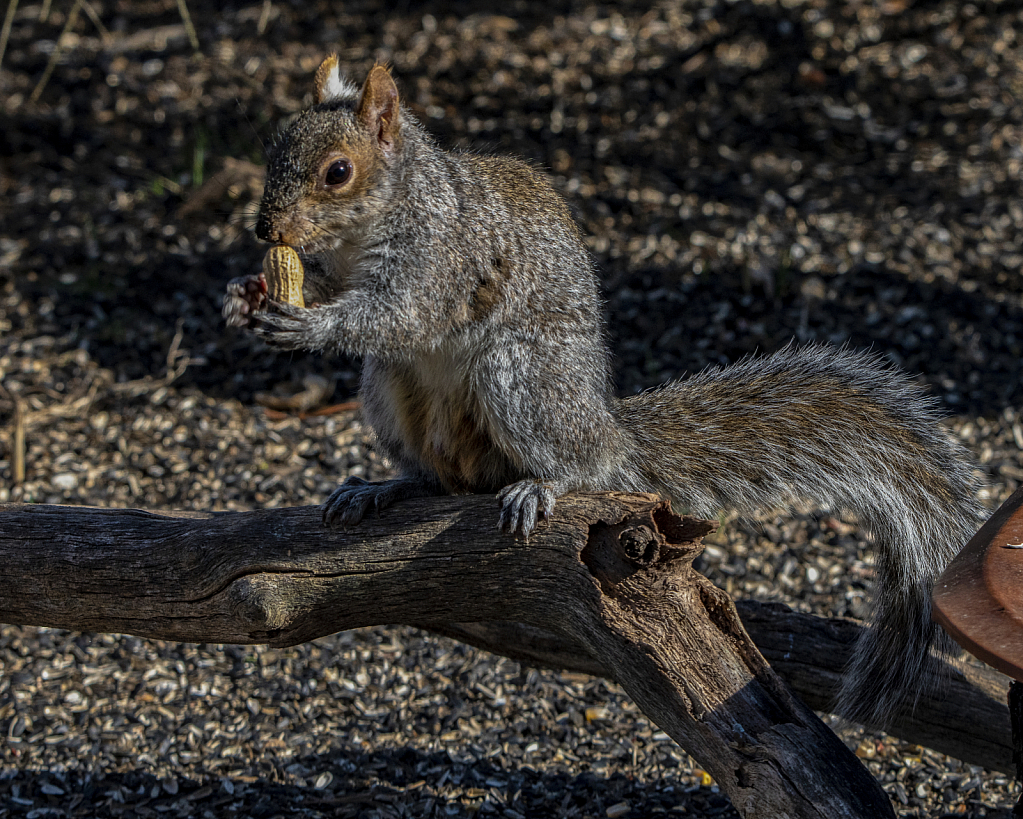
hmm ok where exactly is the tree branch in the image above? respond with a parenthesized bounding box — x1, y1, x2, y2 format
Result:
(0, 494, 987, 816)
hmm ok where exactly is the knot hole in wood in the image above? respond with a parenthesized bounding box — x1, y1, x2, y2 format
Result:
(581, 501, 715, 592)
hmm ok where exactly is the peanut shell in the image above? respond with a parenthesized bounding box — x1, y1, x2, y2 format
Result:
(262, 245, 305, 307)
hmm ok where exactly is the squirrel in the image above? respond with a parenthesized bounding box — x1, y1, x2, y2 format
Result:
(223, 58, 985, 727)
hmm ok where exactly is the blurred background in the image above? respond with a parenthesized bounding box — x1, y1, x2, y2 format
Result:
(1, 1, 1022, 816)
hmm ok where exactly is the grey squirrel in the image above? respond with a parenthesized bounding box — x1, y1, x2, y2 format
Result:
(223, 58, 985, 726)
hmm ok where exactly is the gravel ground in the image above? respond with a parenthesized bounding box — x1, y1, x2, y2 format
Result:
(2, 0, 1023, 816)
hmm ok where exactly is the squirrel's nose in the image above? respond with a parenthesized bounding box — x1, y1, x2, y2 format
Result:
(255, 212, 279, 244)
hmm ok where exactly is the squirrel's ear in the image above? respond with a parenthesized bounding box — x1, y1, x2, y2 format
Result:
(356, 65, 401, 154)
(314, 54, 358, 104)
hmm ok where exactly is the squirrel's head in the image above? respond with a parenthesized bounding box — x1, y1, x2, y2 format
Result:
(256, 58, 404, 249)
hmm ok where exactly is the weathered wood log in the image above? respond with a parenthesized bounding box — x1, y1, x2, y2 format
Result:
(0, 492, 963, 817)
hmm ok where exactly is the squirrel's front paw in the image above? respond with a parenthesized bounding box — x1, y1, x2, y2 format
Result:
(497, 479, 557, 537)
(252, 302, 325, 351)
(223, 273, 268, 327)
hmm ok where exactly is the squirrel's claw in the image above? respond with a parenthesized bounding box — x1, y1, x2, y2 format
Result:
(252, 301, 320, 350)
(322, 475, 376, 528)
(497, 479, 557, 538)
(322, 475, 442, 528)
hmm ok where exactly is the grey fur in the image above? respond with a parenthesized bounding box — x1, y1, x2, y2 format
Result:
(225, 66, 985, 727)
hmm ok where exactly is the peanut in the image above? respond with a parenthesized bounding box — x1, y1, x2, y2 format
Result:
(262, 245, 305, 307)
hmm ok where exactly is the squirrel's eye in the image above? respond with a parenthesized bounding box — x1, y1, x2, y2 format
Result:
(324, 159, 352, 187)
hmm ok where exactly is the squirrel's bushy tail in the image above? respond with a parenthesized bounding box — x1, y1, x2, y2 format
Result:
(617, 343, 985, 726)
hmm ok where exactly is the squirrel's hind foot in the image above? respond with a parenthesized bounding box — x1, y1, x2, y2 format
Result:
(497, 479, 560, 538)
(322, 475, 438, 528)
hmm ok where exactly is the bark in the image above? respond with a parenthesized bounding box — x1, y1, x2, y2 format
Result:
(0, 493, 981, 816)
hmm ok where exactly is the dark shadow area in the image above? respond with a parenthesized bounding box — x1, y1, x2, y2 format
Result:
(0, 746, 713, 819)
(610, 259, 1023, 413)
(3, 0, 1021, 412)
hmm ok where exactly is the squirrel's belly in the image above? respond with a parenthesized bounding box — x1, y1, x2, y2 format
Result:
(423, 402, 504, 493)
(401, 395, 509, 492)
(377, 365, 511, 493)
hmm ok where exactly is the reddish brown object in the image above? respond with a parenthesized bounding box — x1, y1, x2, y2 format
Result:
(934, 485, 1023, 681)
